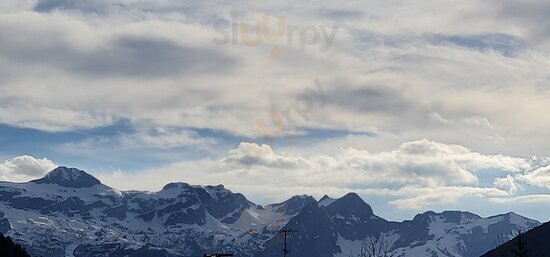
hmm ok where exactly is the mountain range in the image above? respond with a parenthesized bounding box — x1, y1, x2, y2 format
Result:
(0, 167, 542, 257)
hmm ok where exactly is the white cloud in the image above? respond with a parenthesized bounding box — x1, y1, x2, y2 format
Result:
(429, 112, 454, 125)
(493, 175, 520, 194)
(489, 194, 550, 204)
(59, 127, 219, 156)
(0, 104, 115, 132)
(520, 166, 550, 190)
(0, 0, 550, 158)
(463, 116, 494, 129)
(389, 186, 509, 209)
(430, 113, 494, 129)
(118, 127, 218, 149)
(0, 155, 58, 182)
(221, 142, 310, 169)
(221, 140, 529, 187)
(97, 140, 547, 210)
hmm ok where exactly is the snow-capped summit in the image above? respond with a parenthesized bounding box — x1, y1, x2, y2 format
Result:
(490, 211, 540, 230)
(161, 182, 192, 191)
(326, 192, 374, 218)
(318, 195, 336, 207)
(270, 195, 316, 216)
(30, 166, 101, 188)
(411, 210, 481, 225)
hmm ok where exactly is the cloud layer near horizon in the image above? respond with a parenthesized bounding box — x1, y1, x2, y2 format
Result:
(2, 139, 549, 220)
(99, 139, 550, 222)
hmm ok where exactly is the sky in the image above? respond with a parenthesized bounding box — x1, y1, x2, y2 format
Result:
(1, 0, 550, 222)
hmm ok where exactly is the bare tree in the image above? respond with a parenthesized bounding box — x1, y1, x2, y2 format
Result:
(349, 235, 402, 257)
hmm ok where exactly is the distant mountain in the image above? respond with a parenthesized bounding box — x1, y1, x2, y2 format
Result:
(481, 222, 550, 257)
(0, 167, 542, 257)
(0, 167, 313, 257)
(259, 194, 539, 257)
(30, 166, 101, 188)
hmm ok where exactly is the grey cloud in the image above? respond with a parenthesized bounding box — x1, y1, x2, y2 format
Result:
(77, 36, 236, 77)
(34, 0, 110, 14)
(0, 33, 237, 78)
(320, 9, 364, 21)
(32, 0, 233, 25)
(428, 33, 528, 57)
(353, 30, 528, 57)
(325, 85, 415, 114)
(491, 0, 550, 43)
(2, 0, 550, 159)
(320, 83, 434, 132)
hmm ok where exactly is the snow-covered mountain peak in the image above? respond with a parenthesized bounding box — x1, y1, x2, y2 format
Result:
(283, 195, 316, 205)
(318, 195, 336, 207)
(326, 193, 374, 218)
(30, 166, 101, 188)
(413, 210, 481, 225)
(491, 211, 540, 230)
(269, 195, 316, 216)
(161, 182, 192, 191)
(203, 184, 234, 198)
(161, 183, 234, 198)
(204, 184, 226, 190)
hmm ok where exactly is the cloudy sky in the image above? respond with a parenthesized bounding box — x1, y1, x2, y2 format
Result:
(1, 0, 550, 222)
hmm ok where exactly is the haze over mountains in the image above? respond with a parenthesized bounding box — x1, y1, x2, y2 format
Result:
(0, 167, 541, 257)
